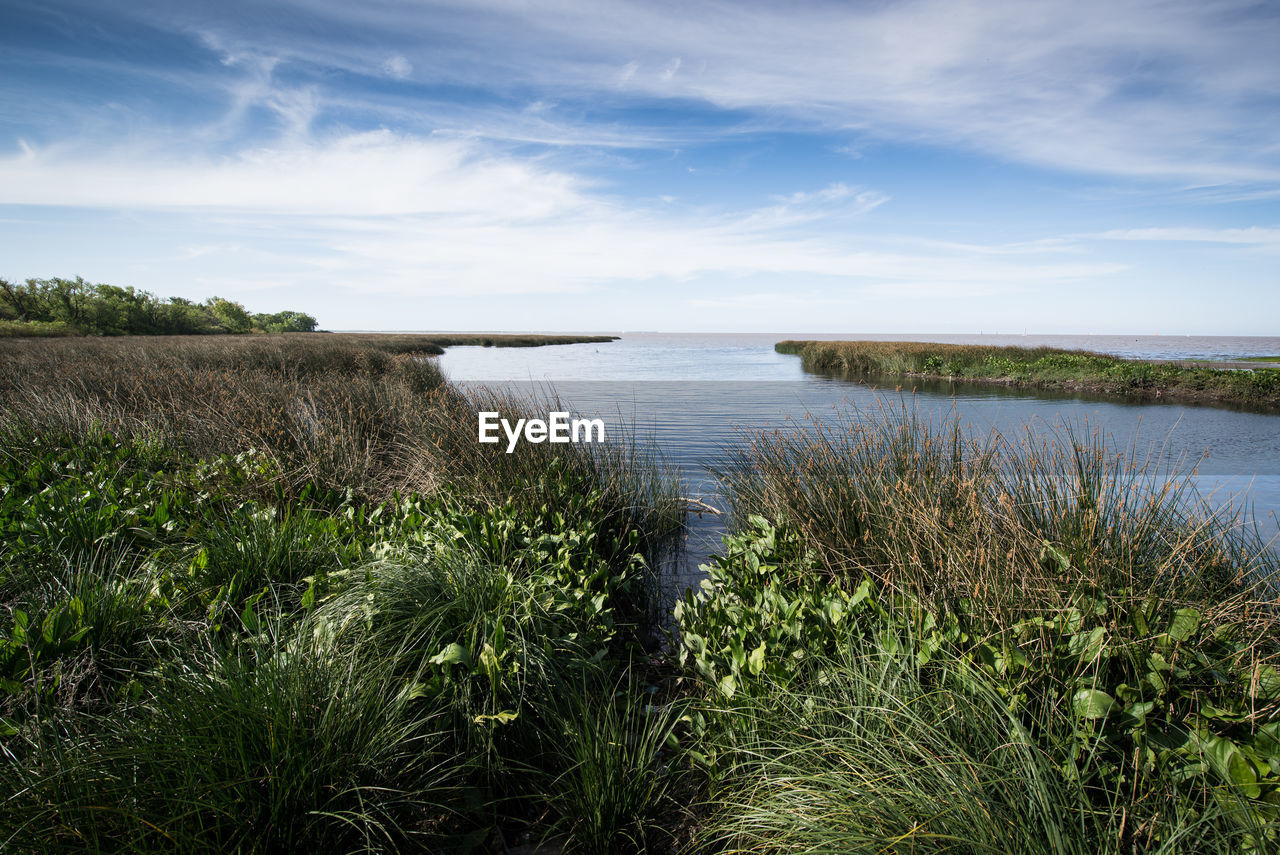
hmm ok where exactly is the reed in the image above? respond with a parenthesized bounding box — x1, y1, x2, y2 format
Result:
(9, 332, 1280, 850)
(696, 636, 1266, 854)
(715, 403, 1276, 632)
(0, 333, 683, 852)
(678, 404, 1280, 850)
(776, 339, 1280, 411)
(0, 335, 676, 538)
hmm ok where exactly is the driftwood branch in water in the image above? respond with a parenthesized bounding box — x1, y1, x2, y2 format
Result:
(678, 497, 723, 516)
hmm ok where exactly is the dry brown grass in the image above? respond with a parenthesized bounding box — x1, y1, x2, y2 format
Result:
(0, 335, 674, 536)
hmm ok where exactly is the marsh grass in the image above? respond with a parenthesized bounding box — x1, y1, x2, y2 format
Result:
(678, 403, 1280, 851)
(0, 333, 687, 852)
(538, 673, 688, 854)
(716, 403, 1277, 628)
(777, 340, 1280, 411)
(11, 331, 1280, 850)
(697, 637, 1266, 854)
(1, 459, 683, 853)
(0, 335, 680, 537)
(6, 622, 464, 853)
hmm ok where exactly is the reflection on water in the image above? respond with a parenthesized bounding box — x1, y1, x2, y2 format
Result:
(435, 333, 1280, 598)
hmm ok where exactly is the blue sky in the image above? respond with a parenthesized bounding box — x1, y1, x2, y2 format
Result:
(1, 0, 1277, 333)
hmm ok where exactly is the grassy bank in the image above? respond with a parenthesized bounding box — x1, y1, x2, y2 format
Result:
(4, 334, 1279, 851)
(0, 334, 686, 852)
(675, 407, 1280, 852)
(776, 340, 1280, 411)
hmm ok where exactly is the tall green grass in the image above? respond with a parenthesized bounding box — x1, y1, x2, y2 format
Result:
(1, 447, 685, 852)
(715, 404, 1274, 622)
(0, 335, 680, 534)
(696, 636, 1267, 854)
(673, 405, 1280, 852)
(0, 334, 685, 852)
(9, 332, 1280, 850)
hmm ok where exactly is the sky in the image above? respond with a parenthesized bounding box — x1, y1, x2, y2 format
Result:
(1, 0, 1278, 334)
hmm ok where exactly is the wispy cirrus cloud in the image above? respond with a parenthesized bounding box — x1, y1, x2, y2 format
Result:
(1092, 226, 1280, 248)
(11, 0, 1279, 184)
(124, 0, 1278, 185)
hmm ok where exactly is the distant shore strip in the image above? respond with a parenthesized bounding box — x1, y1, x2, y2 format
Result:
(776, 339, 1280, 412)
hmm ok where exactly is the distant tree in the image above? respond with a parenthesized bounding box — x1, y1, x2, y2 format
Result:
(1, 275, 319, 336)
(252, 310, 319, 333)
(0, 278, 47, 321)
(159, 297, 220, 335)
(206, 298, 253, 334)
(90, 284, 163, 335)
(37, 277, 95, 329)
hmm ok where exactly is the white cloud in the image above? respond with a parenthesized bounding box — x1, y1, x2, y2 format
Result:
(230, 0, 1280, 184)
(1093, 226, 1280, 247)
(381, 54, 413, 79)
(617, 60, 639, 85)
(24, 1, 1277, 185)
(0, 131, 589, 219)
(5, 1, 1273, 330)
(731, 184, 891, 232)
(0, 130, 1124, 300)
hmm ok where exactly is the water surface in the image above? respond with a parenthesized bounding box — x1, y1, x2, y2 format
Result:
(434, 333, 1280, 593)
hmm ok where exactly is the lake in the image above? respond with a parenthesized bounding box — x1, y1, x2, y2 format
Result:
(434, 332, 1280, 594)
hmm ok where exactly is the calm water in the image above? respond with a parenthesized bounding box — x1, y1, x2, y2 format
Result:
(432, 333, 1280, 591)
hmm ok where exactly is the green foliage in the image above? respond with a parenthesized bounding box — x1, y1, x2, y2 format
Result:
(0, 329, 681, 851)
(0, 426, 682, 852)
(675, 515, 874, 693)
(251, 309, 317, 332)
(0, 276, 317, 337)
(206, 297, 253, 333)
(678, 516, 1280, 850)
(0, 319, 78, 337)
(691, 635, 1273, 854)
(537, 675, 687, 854)
(964, 590, 1280, 843)
(682, 405, 1280, 851)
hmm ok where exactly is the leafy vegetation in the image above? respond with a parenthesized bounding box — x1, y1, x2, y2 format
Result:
(0, 276, 317, 336)
(3, 333, 1277, 851)
(0, 434, 684, 851)
(0, 334, 684, 852)
(673, 408, 1280, 852)
(777, 340, 1280, 411)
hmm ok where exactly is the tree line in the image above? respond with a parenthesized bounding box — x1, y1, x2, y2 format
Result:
(0, 276, 318, 336)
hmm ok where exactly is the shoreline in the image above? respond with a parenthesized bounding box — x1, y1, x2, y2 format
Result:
(777, 339, 1280, 413)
